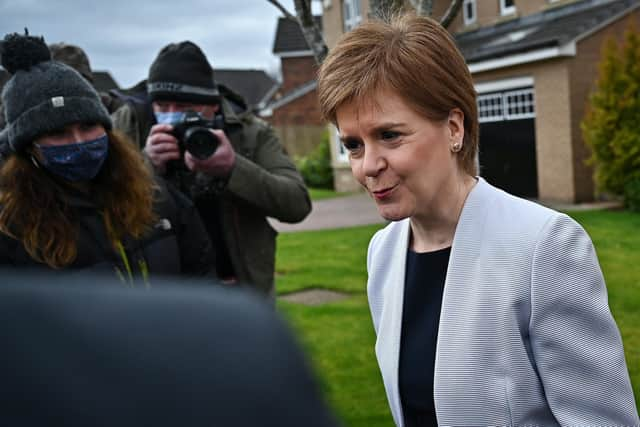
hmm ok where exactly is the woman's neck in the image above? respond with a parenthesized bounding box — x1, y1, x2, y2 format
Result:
(409, 174, 476, 253)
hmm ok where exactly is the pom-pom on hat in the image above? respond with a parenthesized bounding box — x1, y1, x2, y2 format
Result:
(147, 41, 220, 105)
(0, 30, 111, 153)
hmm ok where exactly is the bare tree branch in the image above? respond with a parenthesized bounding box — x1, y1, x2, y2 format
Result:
(417, 0, 433, 17)
(266, 0, 296, 19)
(439, 0, 463, 29)
(266, 0, 328, 64)
(370, 0, 405, 20)
(292, 0, 328, 64)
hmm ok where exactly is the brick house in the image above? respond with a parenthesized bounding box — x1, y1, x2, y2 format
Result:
(322, 0, 640, 201)
(262, 17, 326, 158)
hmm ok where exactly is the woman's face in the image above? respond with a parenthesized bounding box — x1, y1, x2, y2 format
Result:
(336, 89, 465, 222)
(34, 123, 105, 147)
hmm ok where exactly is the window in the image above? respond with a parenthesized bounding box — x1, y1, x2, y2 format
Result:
(343, 0, 362, 32)
(334, 126, 349, 162)
(478, 88, 535, 123)
(500, 0, 516, 16)
(478, 93, 504, 122)
(463, 0, 477, 26)
(504, 89, 535, 120)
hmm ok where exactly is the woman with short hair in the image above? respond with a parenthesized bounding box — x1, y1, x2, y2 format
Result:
(318, 14, 638, 427)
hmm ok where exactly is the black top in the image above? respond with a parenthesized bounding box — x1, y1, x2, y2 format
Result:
(398, 246, 451, 427)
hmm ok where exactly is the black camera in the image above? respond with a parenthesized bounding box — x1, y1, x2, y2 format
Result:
(171, 110, 225, 160)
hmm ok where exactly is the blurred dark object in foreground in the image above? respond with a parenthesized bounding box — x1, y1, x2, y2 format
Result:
(0, 272, 339, 427)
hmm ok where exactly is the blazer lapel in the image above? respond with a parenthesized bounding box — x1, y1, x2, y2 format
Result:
(375, 219, 411, 427)
(433, 178, 493, 418)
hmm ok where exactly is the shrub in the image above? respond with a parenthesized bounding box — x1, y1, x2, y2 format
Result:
(296, 131, 334, 189)
(624, 176, 640, 212)
(582, 24, 640, 206)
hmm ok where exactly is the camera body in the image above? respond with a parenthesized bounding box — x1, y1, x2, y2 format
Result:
(171, 110, 225, 160)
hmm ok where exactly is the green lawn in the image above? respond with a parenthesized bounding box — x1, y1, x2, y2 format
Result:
(275, 209, 640, 426)
(308, 187, 359, 201)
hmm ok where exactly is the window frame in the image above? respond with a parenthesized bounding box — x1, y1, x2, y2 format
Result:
(463, 0, 477, 26)
(334, 126, 349, 162)
(500, 0, 517, 16)
(477, 87, 535, 123)
(343, 0, 362, 32)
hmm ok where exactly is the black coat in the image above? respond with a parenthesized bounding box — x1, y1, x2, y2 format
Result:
(0, 178, 215, 282)
(0, 278, 340, 426)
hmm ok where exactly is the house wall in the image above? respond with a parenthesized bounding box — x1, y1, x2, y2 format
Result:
(268, 53, 324, 158)
(570, 10, 640, 200)
(269, 89, 326, 158)
(270, 90, 323, 128)
(280, 57, 318, 93)
(274, 124, 327, 159)
(323, 0, 345, 49)
(474, 59, 578, 202)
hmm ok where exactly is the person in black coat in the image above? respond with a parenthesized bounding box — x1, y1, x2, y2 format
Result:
(0, 275, 341, 427)
(0, 31, 215, 281)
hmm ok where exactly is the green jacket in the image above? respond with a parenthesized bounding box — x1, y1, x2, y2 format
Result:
(111, 89, 311, 295)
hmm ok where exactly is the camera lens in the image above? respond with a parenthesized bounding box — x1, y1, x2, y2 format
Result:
(183, 127, 219, 160)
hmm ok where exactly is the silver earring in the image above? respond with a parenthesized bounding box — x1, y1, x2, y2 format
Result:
(451, 142, 462, 153)
(30, 154, 41, 168)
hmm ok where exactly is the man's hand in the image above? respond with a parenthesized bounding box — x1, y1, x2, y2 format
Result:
(184, 129, 236, 178)
(144, 124, 181, 174)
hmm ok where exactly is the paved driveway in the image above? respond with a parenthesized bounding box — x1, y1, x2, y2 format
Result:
(269, 192, 385, 232)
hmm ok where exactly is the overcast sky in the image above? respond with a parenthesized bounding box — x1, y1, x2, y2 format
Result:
(0, 0, 317, 87)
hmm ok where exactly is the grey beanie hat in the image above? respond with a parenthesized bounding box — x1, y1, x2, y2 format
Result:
(0, 31, 111, 153)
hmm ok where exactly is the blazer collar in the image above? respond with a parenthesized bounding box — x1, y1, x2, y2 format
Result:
(377, 177, 494, 426)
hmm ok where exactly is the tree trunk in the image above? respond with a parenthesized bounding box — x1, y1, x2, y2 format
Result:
(292, 0, 328, 64)
(439, 0, 462, 29)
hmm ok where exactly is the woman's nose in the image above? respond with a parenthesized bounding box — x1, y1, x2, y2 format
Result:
(362, 146, 386, 177)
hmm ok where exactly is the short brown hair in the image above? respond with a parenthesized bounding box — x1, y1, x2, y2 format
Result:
(318, 14, 479, 175)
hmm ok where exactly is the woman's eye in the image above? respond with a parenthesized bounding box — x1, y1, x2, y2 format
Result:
(380, 130, 400, 141)
(342, 139, 362, 153)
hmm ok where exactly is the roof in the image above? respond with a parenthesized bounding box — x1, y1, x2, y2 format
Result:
(215, 69, 279, 110)
(265, 80, 317, 112)
(456, 0, 639, 64)
(92, 71, 119, 92)
(273, 16, 323, 54)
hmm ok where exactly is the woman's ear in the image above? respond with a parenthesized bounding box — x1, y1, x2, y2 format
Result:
(447, 108, 465, 143)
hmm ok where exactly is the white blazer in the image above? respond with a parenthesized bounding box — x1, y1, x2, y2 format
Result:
(367, 178, 639, 427)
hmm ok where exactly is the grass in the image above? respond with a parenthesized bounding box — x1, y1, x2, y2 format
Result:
(275, 209, 640, 426)
(308, 187, 359, 201)
(276, 225, 382, 295)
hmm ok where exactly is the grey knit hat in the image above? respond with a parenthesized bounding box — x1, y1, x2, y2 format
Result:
(147, 41, 219, 105)
(0, 31, 111, 153)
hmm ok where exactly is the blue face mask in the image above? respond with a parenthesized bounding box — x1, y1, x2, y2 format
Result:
(154, 111, 186, 125)
(36, 134, 109, 182)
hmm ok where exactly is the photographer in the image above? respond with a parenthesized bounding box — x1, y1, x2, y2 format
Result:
(112, 41, 311, 298)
